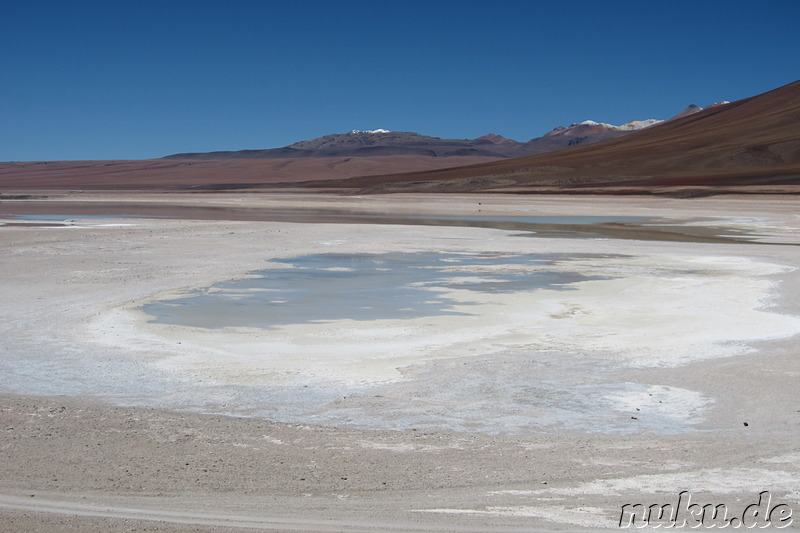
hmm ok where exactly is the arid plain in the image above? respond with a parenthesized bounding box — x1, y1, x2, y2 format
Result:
(1, 191, 799, 531)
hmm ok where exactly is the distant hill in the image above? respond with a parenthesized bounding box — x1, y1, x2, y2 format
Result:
(162, 119, 665, 161)
(296, 80, 800, 195)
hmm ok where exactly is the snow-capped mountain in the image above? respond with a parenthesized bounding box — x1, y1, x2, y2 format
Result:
(164, 119, 659, 160)
(335, 80, 799, 194)
(164, 103, 712, 160)
(549, 119, 662, 132)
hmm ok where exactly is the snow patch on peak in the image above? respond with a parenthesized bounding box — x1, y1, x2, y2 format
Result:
(350, 129, 391, 134)
(545, 116, 664, 138)
(615, 119, 663, 131)
(576, 119, 661, 131)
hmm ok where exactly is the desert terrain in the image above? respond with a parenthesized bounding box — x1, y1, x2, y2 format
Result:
(1, 191, 799, 531)
(0, 154, 501, 192)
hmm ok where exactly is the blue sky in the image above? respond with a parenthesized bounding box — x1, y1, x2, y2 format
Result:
(2, 0, 799, 161)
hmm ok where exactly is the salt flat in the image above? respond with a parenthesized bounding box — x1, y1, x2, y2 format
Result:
(1, 193, 799, 531)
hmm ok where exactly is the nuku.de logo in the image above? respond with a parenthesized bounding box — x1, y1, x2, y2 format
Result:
(619, 491, 793, 528)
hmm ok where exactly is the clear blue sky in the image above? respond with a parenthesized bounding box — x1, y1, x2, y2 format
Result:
(2, 0, 799, 161)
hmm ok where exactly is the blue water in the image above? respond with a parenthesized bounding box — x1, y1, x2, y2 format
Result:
(141, 251, 616, 329)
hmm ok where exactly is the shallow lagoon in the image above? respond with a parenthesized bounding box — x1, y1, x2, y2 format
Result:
(141, 251, 615, 329)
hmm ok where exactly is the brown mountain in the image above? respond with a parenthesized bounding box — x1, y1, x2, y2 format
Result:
(300, 80, 800, 195)
(520, 119, 663, 154)
(162, 120, 662, 161)
(1, 119, 663, 190)
(164, 130, 523, 159)
(667, 104, 704, 121)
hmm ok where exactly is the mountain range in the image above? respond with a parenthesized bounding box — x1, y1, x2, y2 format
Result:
(0, 109, 690, 190)
(300, 81, 799, 195)
(1, 82, 797, 195)
(163, 114, 691, 161)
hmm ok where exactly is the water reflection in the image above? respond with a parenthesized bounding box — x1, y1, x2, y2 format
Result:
(142, 252, 616, 329)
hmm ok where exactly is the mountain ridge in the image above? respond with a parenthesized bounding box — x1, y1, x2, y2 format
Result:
(295, 80, 800, 194)
(162, 101, 733, 163)
(162, 115, 673, 161)
(5, 86, 794, 196)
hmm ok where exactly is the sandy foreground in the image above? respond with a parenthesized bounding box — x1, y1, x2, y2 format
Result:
(1, 193, 799, 531)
